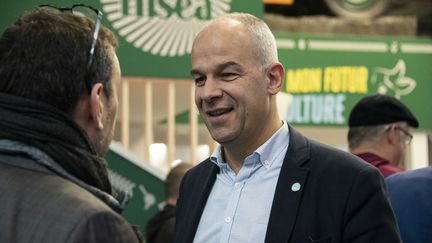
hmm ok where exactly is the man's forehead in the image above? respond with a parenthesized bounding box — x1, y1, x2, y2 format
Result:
(191, 61, 243, 75)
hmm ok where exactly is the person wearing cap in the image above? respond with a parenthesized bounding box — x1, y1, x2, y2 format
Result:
(347, 94, 419, 177)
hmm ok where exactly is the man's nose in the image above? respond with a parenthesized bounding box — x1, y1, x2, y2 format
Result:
(200, 78, 223, 102)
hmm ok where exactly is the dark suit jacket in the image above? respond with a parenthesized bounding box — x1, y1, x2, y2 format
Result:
(175, 125, 401, 243)
(0, 152, 141, 243)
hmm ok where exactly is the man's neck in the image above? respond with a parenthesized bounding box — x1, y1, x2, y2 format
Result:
(351, 145, 397, 166)
(222, 119, 284, 174)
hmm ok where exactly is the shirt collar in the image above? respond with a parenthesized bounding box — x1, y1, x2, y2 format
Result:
(210, 146, 224, 167)
(255, 121, 289, 168)
(210, 121, 289, 170)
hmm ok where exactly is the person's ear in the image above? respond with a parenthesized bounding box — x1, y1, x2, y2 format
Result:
(90, 83, 105, 131)
(386, 125, 400, 145)
(266, 62, 285, 95)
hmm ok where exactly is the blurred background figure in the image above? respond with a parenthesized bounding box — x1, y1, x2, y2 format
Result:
(386, 166, 432, 243)
(348, 94, 419, 177)
(146, 162, 193, 243)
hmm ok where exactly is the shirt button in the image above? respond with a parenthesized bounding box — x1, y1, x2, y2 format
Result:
(234, 182, 241, 189)
(224, 217, 231, 223)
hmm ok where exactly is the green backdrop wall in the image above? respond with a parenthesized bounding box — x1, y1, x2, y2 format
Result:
(0, 0, 263, 78)
(276, 32, 432, 130)
(106, 142, 166, 234)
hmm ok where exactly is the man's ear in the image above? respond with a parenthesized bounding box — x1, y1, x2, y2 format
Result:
(266, 62, 285, 95)
(386, 125, 400, 145)
(90, 83, 105, 131)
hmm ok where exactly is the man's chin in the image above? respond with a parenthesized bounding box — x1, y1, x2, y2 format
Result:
(211, 132, 235, 145)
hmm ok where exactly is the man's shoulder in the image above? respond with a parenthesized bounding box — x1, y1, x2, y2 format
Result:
(288, 125, 371, 171)
(0, 153, 111, 212)
(307, 137, 373, 171)
(286, 132, 383, 188)
(0, 154, 138, 243)
(387, 166, 432, 185)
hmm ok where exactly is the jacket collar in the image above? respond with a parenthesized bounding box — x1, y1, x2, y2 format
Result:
(264, 124, 311, 242)
(186, 124, 311, 243)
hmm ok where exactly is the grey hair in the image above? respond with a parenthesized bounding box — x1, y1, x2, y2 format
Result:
(212, 12, 278, 70)
(348, 121, 408, 150)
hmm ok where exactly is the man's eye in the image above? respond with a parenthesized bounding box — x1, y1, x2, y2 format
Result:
(194, 76, 206, 86)
(221, 73, 239, 81)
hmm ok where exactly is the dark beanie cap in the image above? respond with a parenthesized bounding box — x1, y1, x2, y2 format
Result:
(348, 94, 419, 128)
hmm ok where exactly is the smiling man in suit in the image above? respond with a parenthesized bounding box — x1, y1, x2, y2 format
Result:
(174, 12, 401, 243)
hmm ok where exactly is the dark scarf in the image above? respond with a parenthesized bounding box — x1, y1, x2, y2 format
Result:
(0, 92, 112, 194)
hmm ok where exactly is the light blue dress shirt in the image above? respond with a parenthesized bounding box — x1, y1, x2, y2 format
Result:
(193, 122, 289, 243)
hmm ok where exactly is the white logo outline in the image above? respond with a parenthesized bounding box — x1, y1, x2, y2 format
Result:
(371, 59, 416, 99)
(100, 0, 232, 57)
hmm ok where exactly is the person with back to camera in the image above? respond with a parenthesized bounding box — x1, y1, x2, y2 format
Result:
(0, 4, 143, 243)
(347, 94, 419, 177)
(174, 12, 401, 243)
(386, 160, 431, 242)
(146, 162, 193, 243)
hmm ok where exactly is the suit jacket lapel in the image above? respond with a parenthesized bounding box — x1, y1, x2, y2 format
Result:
(265, 125, 310, 243)
(182, 161, 219, 243)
